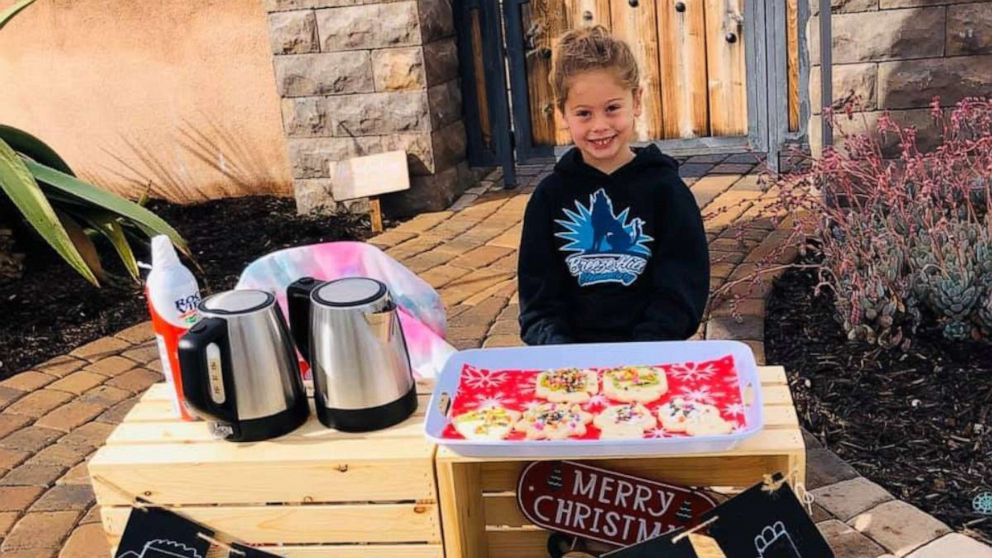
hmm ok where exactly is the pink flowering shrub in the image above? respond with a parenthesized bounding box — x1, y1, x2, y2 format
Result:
(759, 97, 992, 349)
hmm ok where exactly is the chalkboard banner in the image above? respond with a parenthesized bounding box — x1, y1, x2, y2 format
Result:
(600, 529, 699, 558)
(517, 460, 717, 547)
(115, 505, 212, 558)
(230, 542, 285, 557)
(703, 474, 833, 558)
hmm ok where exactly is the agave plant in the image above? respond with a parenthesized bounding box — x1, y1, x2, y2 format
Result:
(0, 0, 191, 286)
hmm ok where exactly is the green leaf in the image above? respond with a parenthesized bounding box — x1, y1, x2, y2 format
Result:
(0, 125, 74, 175)
(0, 138, 99, 285)
(73, 209, 140, 280)
(24, 159, 191, 258)
(0, 0, 37, 31)
(56, 210, 104, 281)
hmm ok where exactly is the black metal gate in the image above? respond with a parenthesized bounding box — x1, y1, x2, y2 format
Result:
(453, 0, 516, 187)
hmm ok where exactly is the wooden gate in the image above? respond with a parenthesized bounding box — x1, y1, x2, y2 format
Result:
(499, 0, 804, 167)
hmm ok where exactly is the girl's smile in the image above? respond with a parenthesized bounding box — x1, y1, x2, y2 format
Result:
(561, 69, 642, 175)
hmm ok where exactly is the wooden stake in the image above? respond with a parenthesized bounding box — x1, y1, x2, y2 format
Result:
(370, 197, 384, 233)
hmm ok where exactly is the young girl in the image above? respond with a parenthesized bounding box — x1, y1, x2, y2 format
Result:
(517, 25, 709, 345)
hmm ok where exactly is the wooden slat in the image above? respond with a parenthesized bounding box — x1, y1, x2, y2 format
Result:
(111, 396, 431, 444)
(759, 366, 787, 385)
(657, 0, 709, 138)
(252, 546, 443, 558)
(437, 462, 488, 558)
(524, 0, 571, 146)
(140, 382, 173, 401)
(89, 439, 435, 506)
(111, 544, 445, 558)
(764, 404, 799, 427)
(566, 0, 611, 28)
(705, 0, 748, 135)
(787, 0, 799, 132)
(762, 384, 794, 406)
(609, 0, 663, 141)
(470, 8, 492, 148)
(473, 452, 795, 492)
(486, 528, 726, 558)
(140, 378, 436, 401)
(489, 491, 731, 529)
(123, 399, 177, 422)
(485, 493, 530, 528)
(101, 503, 441, 545)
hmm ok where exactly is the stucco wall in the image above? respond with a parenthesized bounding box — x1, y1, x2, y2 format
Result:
(0, 0, 292, 203)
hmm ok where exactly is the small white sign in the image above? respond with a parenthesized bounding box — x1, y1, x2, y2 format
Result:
(329, 150, 410, 202)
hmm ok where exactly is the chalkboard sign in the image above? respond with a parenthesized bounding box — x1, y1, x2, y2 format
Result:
(703, 474, 833, 558)
(115, 506, 211, 558)
(600, 529, 699, 558)
(230, 542, 284, 557)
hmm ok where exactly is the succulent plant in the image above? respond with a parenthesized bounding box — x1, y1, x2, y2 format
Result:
(761, 97, 992, 349)
(977, 291, 992, 337)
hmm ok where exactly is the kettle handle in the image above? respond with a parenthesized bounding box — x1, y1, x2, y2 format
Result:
(178, 317, 238, 425)
(287, 277, 319, 363)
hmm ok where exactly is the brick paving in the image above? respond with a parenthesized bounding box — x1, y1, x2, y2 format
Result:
(0, 156, 988, 556)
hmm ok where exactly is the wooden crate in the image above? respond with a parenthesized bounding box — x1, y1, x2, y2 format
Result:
(436, 366, 805, 558)
(88, 379, 441, 558)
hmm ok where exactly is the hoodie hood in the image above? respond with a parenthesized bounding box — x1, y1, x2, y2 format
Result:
(553, 144, 679, 181)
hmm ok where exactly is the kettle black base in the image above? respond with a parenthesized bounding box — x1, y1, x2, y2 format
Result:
(316, 385, 418, 432)
(217, 401, 310, 442)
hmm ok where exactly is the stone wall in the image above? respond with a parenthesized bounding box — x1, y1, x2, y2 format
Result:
(264, 0, 472, 216)
(806, 0, 992, 154)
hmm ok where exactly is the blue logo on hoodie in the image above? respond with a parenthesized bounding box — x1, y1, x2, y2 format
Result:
(555, 189, 653, 286)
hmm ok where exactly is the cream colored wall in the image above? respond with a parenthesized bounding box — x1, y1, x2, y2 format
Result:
(0, 0, 292, 203)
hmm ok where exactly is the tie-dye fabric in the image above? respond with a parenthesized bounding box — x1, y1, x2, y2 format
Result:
(236, 241, 455, 379)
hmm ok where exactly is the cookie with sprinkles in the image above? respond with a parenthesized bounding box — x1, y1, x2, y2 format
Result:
(657, 397, 717, 432)
(514, 402, 593, 440)
(658, 397, 733, 436)
(535, 367, 600, 403)
(685, 414, 734, 436)
(602, 365, 669, 403)
(452, 407, 521, 440)
(594, 403, 658, 439)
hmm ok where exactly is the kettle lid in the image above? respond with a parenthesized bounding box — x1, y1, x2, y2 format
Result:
(200, 289, 273, 315)
(313, 277, 387, 307)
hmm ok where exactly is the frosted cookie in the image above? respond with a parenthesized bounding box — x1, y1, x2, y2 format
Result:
(657, 397, 720, 433)
(452, 407, 521, 440)
(593, 403, 657, 439)
(515, 403, 593, 440)
(602, 366, 668, 403)
(535, 367, 599, 403)
(685, 414, 734, 436)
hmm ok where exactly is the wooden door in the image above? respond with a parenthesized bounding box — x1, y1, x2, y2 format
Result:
(522, 0, 752, 144)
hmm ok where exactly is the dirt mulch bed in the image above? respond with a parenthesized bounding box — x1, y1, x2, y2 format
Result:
(765, 258, 992, 543)
(0, 196, 376, 380)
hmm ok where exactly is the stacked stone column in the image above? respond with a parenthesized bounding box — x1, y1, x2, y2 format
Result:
(264, 0, 471, 215)
(807, 0, 992, 156)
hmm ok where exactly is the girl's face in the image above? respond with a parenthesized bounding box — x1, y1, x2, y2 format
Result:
(560, 69, 642, 174)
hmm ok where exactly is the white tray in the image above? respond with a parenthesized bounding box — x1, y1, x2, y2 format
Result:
(424, 340, 764, 458)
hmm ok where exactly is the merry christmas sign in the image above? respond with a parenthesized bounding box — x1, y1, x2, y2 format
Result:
(517, 460, 717, 547)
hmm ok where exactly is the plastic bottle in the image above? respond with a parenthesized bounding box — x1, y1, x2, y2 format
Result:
(145, 235, 201, 421)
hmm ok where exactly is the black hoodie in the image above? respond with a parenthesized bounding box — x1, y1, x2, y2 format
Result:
(517, 145, 709, 345)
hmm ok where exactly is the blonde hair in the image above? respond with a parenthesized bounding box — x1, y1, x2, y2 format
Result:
(550, 25, 639, 112)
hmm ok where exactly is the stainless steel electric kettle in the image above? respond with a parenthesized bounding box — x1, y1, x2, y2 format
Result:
(287, 276, 417, 432)
(178, 289, 309, 442)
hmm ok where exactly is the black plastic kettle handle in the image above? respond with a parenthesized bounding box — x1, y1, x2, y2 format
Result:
(287, 277, 320, 363)
(177, 317, 238, 425)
